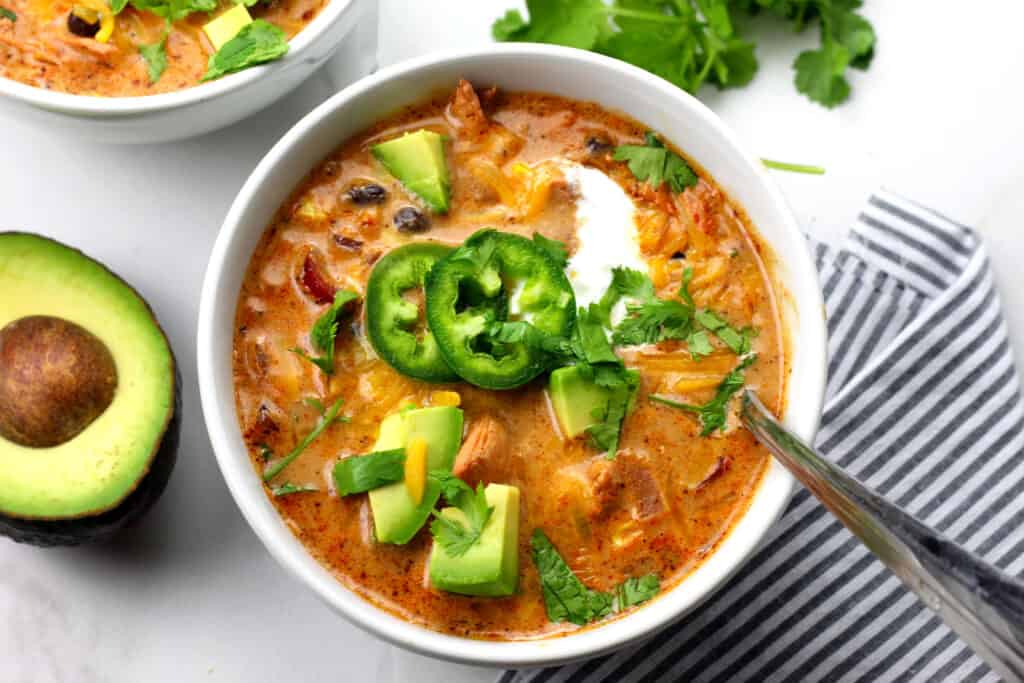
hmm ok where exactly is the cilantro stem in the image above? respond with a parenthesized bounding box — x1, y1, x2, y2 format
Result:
(605, 7, 683, 25)
(263, 398, 344, 481)
(761, 159, 826, 175)
(649, 394, 698, 412)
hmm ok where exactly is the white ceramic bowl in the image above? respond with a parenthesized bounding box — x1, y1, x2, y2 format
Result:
(0, 0, 374, 144)
(198, 45, 828, 668)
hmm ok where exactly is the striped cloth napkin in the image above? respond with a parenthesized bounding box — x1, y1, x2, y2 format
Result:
(502, 189, 1024, 683)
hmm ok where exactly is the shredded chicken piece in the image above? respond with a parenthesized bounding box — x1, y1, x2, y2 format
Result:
(447, 78, 490, 138)
(582, 456, 667, 521)
(453, 414, 509, 485)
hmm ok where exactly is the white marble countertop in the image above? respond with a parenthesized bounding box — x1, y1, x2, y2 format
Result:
(2, 2, 1023, 682)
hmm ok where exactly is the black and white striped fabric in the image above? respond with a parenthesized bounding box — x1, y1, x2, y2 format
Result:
(502, 189, 1024, 683)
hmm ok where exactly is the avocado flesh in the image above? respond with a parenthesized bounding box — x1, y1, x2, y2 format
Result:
(0, 233, 177, 528)
(428, 483, 520, 597)
(368, 406, 464, 544)
(371, 130, 451, 213)
(549, 366, 612, 438)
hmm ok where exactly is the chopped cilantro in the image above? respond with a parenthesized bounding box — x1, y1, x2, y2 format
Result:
(694, 309, 754, 355)
(428, 471, 494, 558)
(332, 449, 405, 496)
(271, 482, 318, 497)
(0, 6, 16, 20)
(613, 297, 694, 346)
(686, 329, 714, 358)
(612, 574, 660, 611)
(263, 398, 344, 481)
(613, 132, 698, 193)
(491, 0, 875, 107)
(129, 0, 215, 22)
(531, 529, 660, 625)
(650, 354, 757, 435)
(258, 443, 273, 462)
(290, 289, 359, 375)
(139, 37, 167, 85)
(585, 369, 639, 457)
(202, 19, 290, 82)
(531, 529, 612, 625)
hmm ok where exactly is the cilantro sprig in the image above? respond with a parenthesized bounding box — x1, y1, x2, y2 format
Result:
(290, 289, 360, 375)
(650, 354, 757, 435)
(271, 482, 318, 497)
(613, 132, 698, 193)
(493, 0, 876, 108)
(429, 471, 495, 558)
(532, 529, 660, 626)
(263, 398, 345, 481)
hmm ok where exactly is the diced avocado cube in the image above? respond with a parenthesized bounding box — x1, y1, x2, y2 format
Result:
(549, 366, 612, 438)
(368, 406, 464, 544)
(203, 4, 252, 51)
(429, 484, 520, 597)
(371, 130, 451, 213)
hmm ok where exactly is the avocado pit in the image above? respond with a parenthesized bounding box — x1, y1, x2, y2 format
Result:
(0, 315, 118, 448)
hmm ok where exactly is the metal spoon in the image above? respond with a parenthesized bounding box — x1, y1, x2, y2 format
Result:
(740, 390, 1024, 682)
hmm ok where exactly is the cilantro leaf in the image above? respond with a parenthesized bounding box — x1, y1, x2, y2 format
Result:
(332, 449, 405, 496)
(793, 40, 851, 108)
(291, 289, 359, 375)
(271, 482, 318, 497)
(491, 8, 527, 40)
(686, 329, 714, 358)
(531, 529, 613, 625)
(263, 398, 344, 481)
(139, 38, 168, 85)
(678, 266, 695, 306)
(694, 308, 754, 354)
(585, 369, 639, 457)
(612, 574, 660, 611)
(532, 232, 569, 267)
(428, 471, 494, 558)
(612, 298, 694, 346)
(490, 0, 611, 49)
(613, 132, 698, 193)
(597, 266, 656, 324)
(574, 304, 619, 365)
(201, 19, 289, 82)
(650, 354, 756, 435)
(128, 0, 214, 22)
(0, 6, 16, 20)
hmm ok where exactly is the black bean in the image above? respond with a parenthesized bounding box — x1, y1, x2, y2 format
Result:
(586, 136, 614, 155)
(393, 207, 430, 233)
(346, 183, 388, 205)
(67, 9, 100, 38)
(333, 235, 364, 252)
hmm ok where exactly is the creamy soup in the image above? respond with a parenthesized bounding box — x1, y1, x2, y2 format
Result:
(232, 81, 786, 639)
(0, 0, 325, 95)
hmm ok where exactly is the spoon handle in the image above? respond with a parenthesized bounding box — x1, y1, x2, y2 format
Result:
(740, 390, 1024, 682)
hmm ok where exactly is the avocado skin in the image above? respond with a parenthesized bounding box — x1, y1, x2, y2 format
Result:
(0, 360, 181, 547)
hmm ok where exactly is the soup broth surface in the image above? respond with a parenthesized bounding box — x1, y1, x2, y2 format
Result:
(233, 83, 786, 639)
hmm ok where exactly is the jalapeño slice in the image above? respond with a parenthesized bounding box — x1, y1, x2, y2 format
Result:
(425, 229, 576, 390)
(366, 242, 458, 382)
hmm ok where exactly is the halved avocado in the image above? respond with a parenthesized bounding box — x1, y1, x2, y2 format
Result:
(0, 233, 179, 546)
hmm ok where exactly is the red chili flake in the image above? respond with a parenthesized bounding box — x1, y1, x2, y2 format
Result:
(300, 252, 336, 305)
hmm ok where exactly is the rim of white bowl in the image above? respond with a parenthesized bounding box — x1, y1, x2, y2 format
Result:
(0, 0, 355, 116)
(198, 44, 828, 668)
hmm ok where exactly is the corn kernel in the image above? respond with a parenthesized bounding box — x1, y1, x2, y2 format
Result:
(430, 390, 461, 407)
